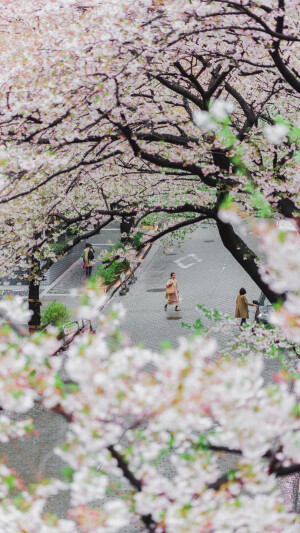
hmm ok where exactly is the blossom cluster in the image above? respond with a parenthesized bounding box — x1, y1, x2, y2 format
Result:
(0, 269, 299, 531)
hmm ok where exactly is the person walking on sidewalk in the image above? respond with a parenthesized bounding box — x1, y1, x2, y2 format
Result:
(165, 272, 181, 312)
(235, 287, 257, 326)
(83, 243, 95, 277)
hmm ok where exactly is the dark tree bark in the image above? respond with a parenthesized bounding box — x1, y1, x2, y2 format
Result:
(108, 445, 157, 533)
(216, 218, 283, 303)
(270, 47, 300, 95)
(120, 216, 134, 243)
(28, 277, 41, 333)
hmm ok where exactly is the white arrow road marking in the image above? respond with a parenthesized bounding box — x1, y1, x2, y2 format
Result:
(174, 253, 202, 269)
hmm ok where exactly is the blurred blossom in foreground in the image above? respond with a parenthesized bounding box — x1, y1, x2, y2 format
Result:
(192, 110, 217, 131)
(210, 99, 235, 121)
(0, 296, 32, 325)
(264, 123, 289, 144)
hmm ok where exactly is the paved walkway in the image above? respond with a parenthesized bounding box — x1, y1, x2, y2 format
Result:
(40, 223, 121, 315)
(0, 222, 121, 319)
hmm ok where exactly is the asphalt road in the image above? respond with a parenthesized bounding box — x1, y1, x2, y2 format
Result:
(109, 222, 260, 349)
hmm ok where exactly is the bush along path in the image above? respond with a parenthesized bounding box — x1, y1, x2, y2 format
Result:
(41, 300, 72, 329)
(99, 243, 152, 299)
(38, 242, 153, 355)
(91, 257, 130, 289)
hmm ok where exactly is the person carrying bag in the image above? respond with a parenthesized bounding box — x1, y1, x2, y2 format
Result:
(164, 272, 181, 312)
(83, 243, 95, 277)
(235, 287, 257, 327)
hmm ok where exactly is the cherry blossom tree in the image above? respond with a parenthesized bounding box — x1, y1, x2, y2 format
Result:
(0, 4, 300, 533)
(0, 0, 299, 317)
(1, 2, 300, 528)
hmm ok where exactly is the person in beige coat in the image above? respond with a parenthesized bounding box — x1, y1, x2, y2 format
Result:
(165, 272, 181, 312)
(235, 287, 257, 326)
(83, 243, 95, 277)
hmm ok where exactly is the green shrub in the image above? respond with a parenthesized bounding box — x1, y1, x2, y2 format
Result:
(41, 300, 72, 327)
(141, 213, 164, 226)
(111, 242, 124, 250)
(66, 226, 78, 236)
(132, 232, 143, 247)
(91, 258, 129, 285)
(49, 242, 67, 255)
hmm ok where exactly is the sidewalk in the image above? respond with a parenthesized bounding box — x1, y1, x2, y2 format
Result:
(40, 225, 120, 316)
(0, 222, 121, 313)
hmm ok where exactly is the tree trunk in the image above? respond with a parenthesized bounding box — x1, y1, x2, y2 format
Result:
(28, 278, 41, 333)
(216, 218, 284, 304)
(120, 217, 134, 243)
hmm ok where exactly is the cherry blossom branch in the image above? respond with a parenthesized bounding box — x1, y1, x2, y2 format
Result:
(150, 70, 259, 179)
(224, 83, 257, 138)
(272, 464, 300, 476)
(217, 458, 300, 479)
(276, 0, 285, 35)
(173, 60, 206, 99)
(216, 1, 299, 41)
(207, 473, 230, 491)
(206, 67, 233, 100)
(35, 133, 120, 146)
(178, 23, 299, 42)
(19, 109, 71, 143)
(54, 210, 136, 224)
(207, 445, 300, 491)
(114, 123, 219, 188)
(138, 215, 209, 248)
(156, 74, 203, 109)
(107, 445, 158, 533)
(0, 150, 122, 205)
(270, 46, 300, 94)
(216, 216, 285, 303)
(136, 131, 199, 147)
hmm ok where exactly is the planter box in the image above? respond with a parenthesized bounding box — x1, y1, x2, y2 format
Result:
(140, 224, 154, 230)
(103, 266, 129, 293)
(104, 277, 119, 293)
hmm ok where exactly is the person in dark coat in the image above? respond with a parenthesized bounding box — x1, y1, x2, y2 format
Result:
(235, 287, 257, 326)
